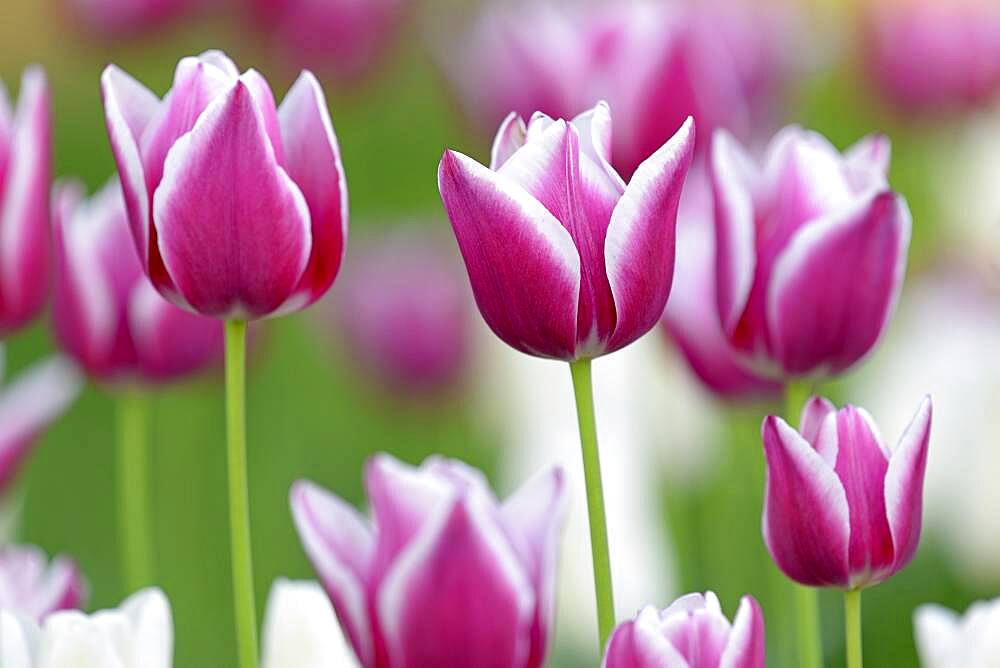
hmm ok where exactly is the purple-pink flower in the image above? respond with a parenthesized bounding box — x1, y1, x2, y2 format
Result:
(67, 0, 197, 37)
(0, 67, 51, 336)
(100, 50, 348, 321)
(711, 127, 910, 379)
(51, 179, 223, 383)
(291, 454, 567, 668)
(762, 395, 932, 589)
(438, 101, 694, 361)
(0, 545, 85, 622)
(602, 592, 765, 668)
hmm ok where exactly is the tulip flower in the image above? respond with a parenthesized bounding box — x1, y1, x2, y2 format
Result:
(711, 127, 910, 379)
(291, 454, 567, 668)
(0, 545, 85, 621)
(603, 592, 765, 668)
(261, 579, 359, 668)
(661, 171, 780, 400)
(101, 50, 348, 667)
(914, 597, 1000, 668)
(862, 0, 1000, 114)
(330, 230, 471, 395)
(0, 587, 171, 667)
(0, 67, 51, 336)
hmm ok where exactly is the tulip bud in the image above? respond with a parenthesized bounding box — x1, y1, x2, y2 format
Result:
(51, 178, 223, 383)
(439, 101, 694, 362)
(914, 597, 1000, 668)
(291, 454, 567, 668)
(0, 546, 85, 622)
(711, 127, 910, 379)
(602, 592, 765, 668)
(100, 50, 348, 321)
(762, 395, 932, 589)
(0, 67, 51, 336)
(262, 579, 360, 668)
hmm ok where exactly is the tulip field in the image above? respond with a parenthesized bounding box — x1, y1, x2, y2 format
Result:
(2, 0, 1000, 667)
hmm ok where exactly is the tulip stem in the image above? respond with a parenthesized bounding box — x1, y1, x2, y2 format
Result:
(786, 380, 823, 668)
(225, 320, 258, 668)
(845, 589, 863, 668)
(116, 388, 153, 592)
(569, 359, 616, 652)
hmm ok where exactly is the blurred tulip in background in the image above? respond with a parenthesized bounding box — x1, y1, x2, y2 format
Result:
(261, 579, 359, 668)
(67, 0, 198, 38)
(914, 597, 1000, 668)
(0, 546, 84, 623)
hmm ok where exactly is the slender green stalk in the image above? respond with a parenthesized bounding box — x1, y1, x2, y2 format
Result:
(116, 388, 153, 592)
(225, 320, 258, 668)
(569, 359, 616, 651)
(845, 589, 863, 668)
(786, 379, 822, 668)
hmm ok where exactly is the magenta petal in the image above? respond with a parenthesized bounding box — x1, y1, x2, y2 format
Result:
(240, 69, 285, 164)
(490, 112, 527, 171)
(767, 191, 911, 376)
(799, 396, 836, 446)
(720, 596, 765, 668)
(276, 71, 348, 312)
(438, 149, 580, 359)
(844, 134, 891, 190)
(602, 606, 685, 668)
(152, 81, 311, 318)
(884, 396, 932, 577)
(377, 494, 534, 668)
(290, 480, 376, 666)
(761, 416, 850, 587)
(604, 117, 694, 353)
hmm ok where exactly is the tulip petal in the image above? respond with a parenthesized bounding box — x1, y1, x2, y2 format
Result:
(913, 603, 960, 668)
(276, 71, 348, 312)
(604, 117, 694, 353)
(844, 134, 891, 190)
(261, 580, 360, 668)
(602, 606, 686, 668)
(767, 191, 910, 376)
(720, 596, 765, 668)
(490, 112, 527, 171)
(761, 416, 850, 586)
(438, 149, 580, 359)
(106, 588, 172, 668)
(290, 481, 376, 666)
(240, 70, 284, 164)
(38, 613, 125, 668)
(885, 396, 932, 575)
(378, 494, 534, 668)
(799, 396, 836, 447)
(1, 610, 39, 668)
(153, 80, 312, 317)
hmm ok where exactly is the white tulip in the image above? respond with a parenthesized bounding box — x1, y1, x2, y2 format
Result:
(261, 579, 359, 668)
(915, 598, 1000, 668)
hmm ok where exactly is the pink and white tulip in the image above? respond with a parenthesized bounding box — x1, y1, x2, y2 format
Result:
(438, 102, 694, 361)
(762, 396, 932, 589)
(100, 50, 348, 320)
(52, 178, 223, 383)
(0, 68, 51, 336)
(602, 592, 765, 668)
(914, 597, 1000, 668)
(291, 454, 567, 668)
(0, 546, 85, 622)
(711, 127, 910, 378)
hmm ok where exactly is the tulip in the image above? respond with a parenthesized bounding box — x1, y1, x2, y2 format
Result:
(602, 592, 765, 668)
(711, 127, 910, 379)
(67, 0, 196, 38)
(291, 454, 567, 668)
(330, 230, 471, 395)
(0, 587, 171, 668)
(52, 178, 223, 383)
(661, 170, 781, 400)
(0, 67, 51, 336)
(261, 579, 360, 668)
(0, 545, 85, 621)
(914, 597, 1000, 668)
(862, 0, 1000, 114)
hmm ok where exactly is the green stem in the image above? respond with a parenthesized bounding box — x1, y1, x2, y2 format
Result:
(845, 589, 863, 668)
(116, 388, 153, 592)
(569, 359, 616, 651)
(786, 379, 823, 668)
(225, 320, 258, 668)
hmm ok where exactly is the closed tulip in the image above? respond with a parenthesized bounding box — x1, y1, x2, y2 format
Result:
(914, 597, 1000, 668)
(52, 179, 223, 383)
(438, 101, 693, 362)
(100, 50, 348, 320)
(0, 546, 85, 622)
(0, 67, 51, 336)
(711, 127, 910, 379)
(602, 592, 765, 668)
(291, 454, 567, 668)
(762, 395, 932, 589)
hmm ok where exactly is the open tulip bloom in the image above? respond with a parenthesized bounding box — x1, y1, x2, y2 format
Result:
(438, 100, 693, 647)
(762, 395, 932, 667)
(101, 49, 347, 668)
(291, 454, 567, 668)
